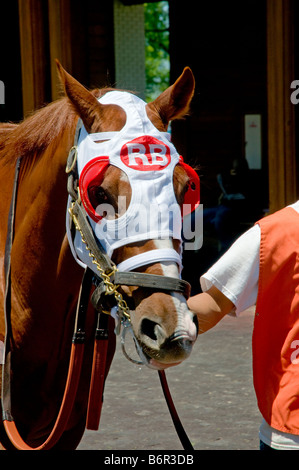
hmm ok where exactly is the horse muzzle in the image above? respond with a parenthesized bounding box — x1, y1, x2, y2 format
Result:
(131, 303, 198, 369)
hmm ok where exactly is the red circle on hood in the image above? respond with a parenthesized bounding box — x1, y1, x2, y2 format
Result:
(121, 135, 171, 171)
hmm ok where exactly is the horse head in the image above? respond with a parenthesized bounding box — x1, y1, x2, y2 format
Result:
(57, 62, 198, 370)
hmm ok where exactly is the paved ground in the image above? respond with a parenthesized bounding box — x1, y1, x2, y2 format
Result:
(78, 308, 261, 451)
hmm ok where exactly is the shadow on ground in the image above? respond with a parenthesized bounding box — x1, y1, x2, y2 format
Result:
(78, 308, 260, 450)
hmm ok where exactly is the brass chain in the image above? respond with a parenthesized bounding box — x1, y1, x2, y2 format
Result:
(68, 202, 131, 322)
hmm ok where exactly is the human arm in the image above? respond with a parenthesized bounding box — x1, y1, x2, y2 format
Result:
(188, 224, 261, 334)
(187, 285, 234, 334)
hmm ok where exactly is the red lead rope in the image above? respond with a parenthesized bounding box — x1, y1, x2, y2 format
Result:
(158, 370, 194, 451)
(3, 343, 85, 450)
(86, 332, 109, 430)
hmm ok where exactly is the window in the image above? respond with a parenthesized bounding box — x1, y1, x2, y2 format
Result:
(144, 1, 170, 102)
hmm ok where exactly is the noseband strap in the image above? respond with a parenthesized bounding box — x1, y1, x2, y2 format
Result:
(114, 272, 190, 298)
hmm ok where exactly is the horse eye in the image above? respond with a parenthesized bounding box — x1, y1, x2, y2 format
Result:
(88, 186, 109, 208)
(95, 187, 109, 203)
(183, 181, 190, 197)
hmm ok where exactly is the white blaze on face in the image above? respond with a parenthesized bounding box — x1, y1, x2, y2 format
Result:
(153, 239, 197, 343)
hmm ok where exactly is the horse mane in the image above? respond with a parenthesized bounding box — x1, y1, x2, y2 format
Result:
(0, 88, 113, 172)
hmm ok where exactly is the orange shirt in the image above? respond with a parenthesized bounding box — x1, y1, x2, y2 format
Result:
(253, 206, 299, 434)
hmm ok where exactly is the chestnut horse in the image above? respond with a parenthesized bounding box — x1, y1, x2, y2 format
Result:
(0, 62, 197, 449)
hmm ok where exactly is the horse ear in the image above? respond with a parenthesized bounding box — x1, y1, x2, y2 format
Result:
(55, 60, 102, 133)
(147, 67, 195, 127)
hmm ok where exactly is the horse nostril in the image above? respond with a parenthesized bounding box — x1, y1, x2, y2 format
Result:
(140, 318, 165, 343)
(140, 318, 158, 341)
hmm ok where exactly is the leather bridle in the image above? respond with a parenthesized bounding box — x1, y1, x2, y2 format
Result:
(0, 119, 194, 450)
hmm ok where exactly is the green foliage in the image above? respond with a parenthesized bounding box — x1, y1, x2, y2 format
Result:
(144, 2, 170, 102)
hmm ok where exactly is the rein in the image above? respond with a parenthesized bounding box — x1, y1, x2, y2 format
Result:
(0, 120, 194, 450)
